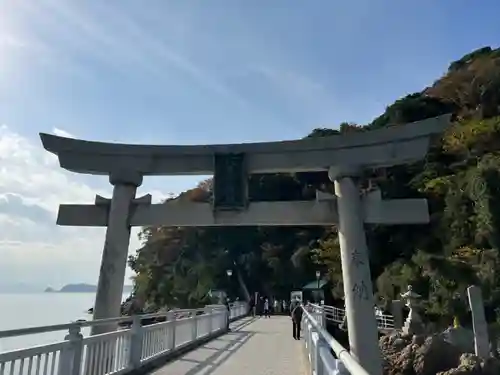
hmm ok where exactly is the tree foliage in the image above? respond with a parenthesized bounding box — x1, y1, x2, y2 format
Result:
(128, 46, 500, 323)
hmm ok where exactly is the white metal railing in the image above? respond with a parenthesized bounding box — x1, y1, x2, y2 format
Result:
(375, 310, 395, 330)
(322, 305, 345, 324)
(309, 304, 395, 331)
(302, 305, 369, 375)
(0, 302, 248, 375)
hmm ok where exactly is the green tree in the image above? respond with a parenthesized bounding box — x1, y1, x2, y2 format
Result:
(127, 46, 500, 324)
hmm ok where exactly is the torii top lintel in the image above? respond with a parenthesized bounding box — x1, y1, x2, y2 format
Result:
(39, 115, 450, 176)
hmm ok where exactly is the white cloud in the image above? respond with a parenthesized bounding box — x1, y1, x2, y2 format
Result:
(0, 125, 98, 214)
(52, 127, 74, 138)
(0, 35, 26, 49)
(0, 125, 171, 290)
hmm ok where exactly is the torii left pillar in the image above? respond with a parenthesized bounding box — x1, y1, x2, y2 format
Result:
(91, 171, 142, 335)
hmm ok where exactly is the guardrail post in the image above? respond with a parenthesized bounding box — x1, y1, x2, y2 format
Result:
(58, 325, 83, 375)
(219, 308, 224, 331)
(222, 309, 226, 331)
(191, 311, 198, 341)
(206, 308, 213, 334)
(310, 329, 318, 375)
(167, 311, 176, 350)
(319, 306, 326, 328)
(315, 336, 328, 375)
(306, 322, 313, 354)
(129, 315, 143, 369)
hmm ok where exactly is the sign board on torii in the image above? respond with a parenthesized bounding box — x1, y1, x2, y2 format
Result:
(39, 114, 450, 375)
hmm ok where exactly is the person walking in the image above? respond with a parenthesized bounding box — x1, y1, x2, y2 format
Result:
(224, 298, 231, 331)
(290, 297, 303, 340)
(249, 296, 256, 317)
(258, 297, 264, 316)
(263, 298, 270, 318)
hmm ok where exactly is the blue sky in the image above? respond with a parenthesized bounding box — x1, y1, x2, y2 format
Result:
(0, 0, 499, 288)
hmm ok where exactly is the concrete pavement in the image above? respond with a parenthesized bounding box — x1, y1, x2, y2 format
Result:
(151, 316, 306, 375)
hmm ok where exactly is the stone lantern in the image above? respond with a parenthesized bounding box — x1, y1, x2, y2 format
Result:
(401, 285, 423, 335)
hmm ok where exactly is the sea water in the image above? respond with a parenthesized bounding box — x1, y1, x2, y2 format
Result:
(0, 293, 128, 352)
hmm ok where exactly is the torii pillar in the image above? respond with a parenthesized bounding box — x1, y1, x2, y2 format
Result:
(91, 171, 143, 335)
(329, 165, 382, 375)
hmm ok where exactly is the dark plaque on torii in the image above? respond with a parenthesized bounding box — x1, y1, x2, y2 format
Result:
(213, 153, 248, 211)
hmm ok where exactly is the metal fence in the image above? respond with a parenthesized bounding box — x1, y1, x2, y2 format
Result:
(302, 305, 370, 375)
(310, 304, 395, 331)
(0, 302, 247, 375)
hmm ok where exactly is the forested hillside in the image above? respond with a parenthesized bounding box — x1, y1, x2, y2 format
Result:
(128, 46, 500, 322)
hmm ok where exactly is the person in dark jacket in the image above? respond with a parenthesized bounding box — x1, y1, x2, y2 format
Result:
(249, 296, 256, 317)
(257, 297, 264, 316)
(224, 298, 231, 331)
(290, 298, 303, 340)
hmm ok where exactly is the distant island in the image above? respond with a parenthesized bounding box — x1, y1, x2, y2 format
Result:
(45, 284, 133, 293)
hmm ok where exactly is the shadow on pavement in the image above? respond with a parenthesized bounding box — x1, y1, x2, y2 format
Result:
(175, 317, 259, 375)
(230, 316, 259, 331)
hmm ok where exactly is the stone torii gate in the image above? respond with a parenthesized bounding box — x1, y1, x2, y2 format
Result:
(40, 114, 449, 375)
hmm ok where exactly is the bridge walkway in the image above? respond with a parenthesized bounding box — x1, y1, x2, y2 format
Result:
(151, 316, 306, 375)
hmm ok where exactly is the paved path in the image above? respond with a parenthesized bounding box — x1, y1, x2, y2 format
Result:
(151, 316, 307, 375)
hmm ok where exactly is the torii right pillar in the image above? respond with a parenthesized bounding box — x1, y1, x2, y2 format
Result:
(328, 165, 388, 375)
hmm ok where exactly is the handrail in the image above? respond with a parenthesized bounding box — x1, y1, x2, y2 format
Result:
(0, 304, 233, 339)
(0, 302, 248, 375)
(302, 304, 371, 375)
